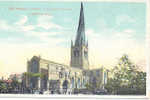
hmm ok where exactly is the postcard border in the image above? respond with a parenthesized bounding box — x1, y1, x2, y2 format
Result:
(0, 0, 148, 99)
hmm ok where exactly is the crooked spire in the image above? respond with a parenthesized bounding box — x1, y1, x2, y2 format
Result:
(75, 2, 86, 46)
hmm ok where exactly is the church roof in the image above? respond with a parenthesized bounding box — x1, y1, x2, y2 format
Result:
(40, 58, 69, 68)
(75, 2, 86, 46)
(29, 56, 83, 72)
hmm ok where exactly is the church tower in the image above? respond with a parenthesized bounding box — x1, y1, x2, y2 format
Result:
(70, 2, 89, 70)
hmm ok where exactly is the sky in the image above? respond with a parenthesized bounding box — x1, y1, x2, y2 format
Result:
(0, 1, 146, 78)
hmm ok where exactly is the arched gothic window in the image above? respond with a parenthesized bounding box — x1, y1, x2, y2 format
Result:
(77, 78, 80, 88)
(71, 77, 74, 88)
(74, 49, 79, 57)
(84, 51, 88, 58)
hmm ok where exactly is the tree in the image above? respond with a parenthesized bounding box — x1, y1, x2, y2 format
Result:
(24, 72, 44, 78)
(0, 80, 7, 93)
(11, 79, 20, 93)
(85, 83, 93, 91)
(105, 54, 146, 95)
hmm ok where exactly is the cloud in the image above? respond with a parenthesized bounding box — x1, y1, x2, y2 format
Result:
(14, 16, 35, 32)
(37, 16, 63, 30)
(0, 16, 35, 32)
(0, 11, 146, 78)
(116, 15, 136, 26)
(113, 29, 136, 39)
(21, 25, 35, 32)
(0, 43, 70, 78)
(85, 28, 145, 70)
(15, 15, 28, 25)
(123, 29, 135, 33)
(0, 18, 69, 77)
(0, 15, 67, 44)
(0, 20, 12, 30)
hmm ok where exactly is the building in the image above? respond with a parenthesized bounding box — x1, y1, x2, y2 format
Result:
(26, 3, 107, 94)
(27, 56, 87, 93)
(70, 3, 89, 70)
(89, 68, 108, 90)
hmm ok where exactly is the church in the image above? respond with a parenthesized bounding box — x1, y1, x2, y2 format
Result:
(26, 3, 108, 94)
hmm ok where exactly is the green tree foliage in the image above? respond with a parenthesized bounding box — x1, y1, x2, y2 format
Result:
(85, 83, 93, 91)
(23, 72, 44, 78)
(0, 80, 7, 93)
(105, 54, 146, 95)
(0, 72, 44, 93)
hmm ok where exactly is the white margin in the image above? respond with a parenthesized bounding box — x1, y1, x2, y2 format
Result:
(146, 0, 150, 98)
(0, 0, 148, 99)
(0, 0, 146, 2)
(0, 94, 148, 99)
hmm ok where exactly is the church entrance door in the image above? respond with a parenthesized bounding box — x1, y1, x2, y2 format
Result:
(62, 80, 69, 94)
